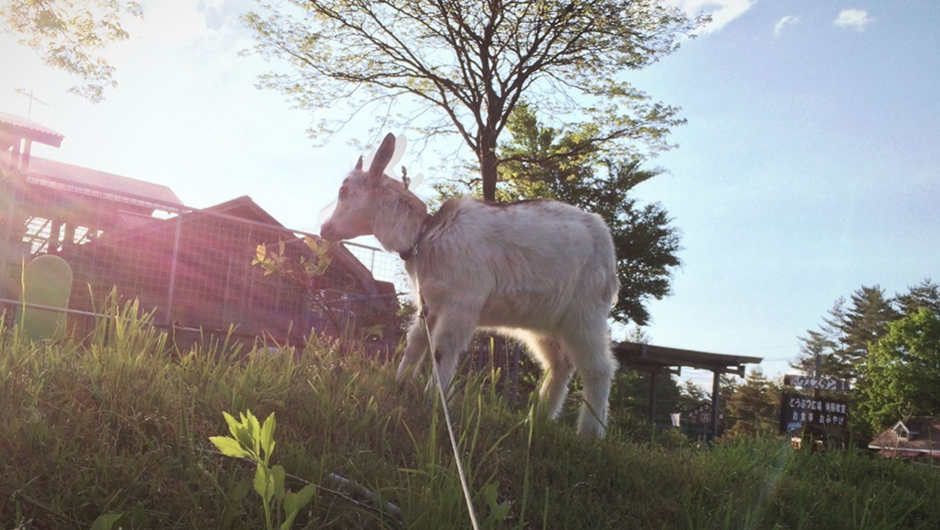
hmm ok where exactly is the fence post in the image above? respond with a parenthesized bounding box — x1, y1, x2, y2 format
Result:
(710, 369, 721, 440)
(0, 171, 22, 303)
(164, 213, 183, 326)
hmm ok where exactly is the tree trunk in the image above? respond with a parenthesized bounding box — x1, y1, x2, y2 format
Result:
(480, 141, 498, 202)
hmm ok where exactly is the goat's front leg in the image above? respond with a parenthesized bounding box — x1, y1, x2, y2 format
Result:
(398, 284, 482, 394)
(397, 310, 432, 381)
(426, 306, 478, 397)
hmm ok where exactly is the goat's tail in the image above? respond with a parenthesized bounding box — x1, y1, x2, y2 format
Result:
(607, 270, 620, 307)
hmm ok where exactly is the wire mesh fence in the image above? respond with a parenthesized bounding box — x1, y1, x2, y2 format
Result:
(0, 167, 532, 402)
(0, 170, 406, 350)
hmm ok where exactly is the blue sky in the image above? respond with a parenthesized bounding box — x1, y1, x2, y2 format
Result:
(2, 1, 938, 386)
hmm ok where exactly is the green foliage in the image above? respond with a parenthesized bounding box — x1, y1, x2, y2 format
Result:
(857, 309, 940, 433)
(253, 238, 332, 279)
(1, 0, 143, 102)
(252, 237, 346, 337)
(210, 411, 317, 530)
(243, 0, 706, 200)
(606, 369, 685, 429)
(795, 280, 940, 435)
(894, 279, 940, 316)
(724, 370, 781, 439)
(89, 513, 128, 530)
(795, 284, 925, 383)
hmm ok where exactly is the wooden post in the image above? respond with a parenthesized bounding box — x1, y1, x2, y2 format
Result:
(711, 370, 721, 439)
(648, 369, 657, 423)
(164, 214, 183, 326)
(0, 172, 20, 303)
(48, 219, 63, 254)
(20, 139, 32, 171)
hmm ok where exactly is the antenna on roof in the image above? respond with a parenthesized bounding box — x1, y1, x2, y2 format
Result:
(14, 89, 49, 120)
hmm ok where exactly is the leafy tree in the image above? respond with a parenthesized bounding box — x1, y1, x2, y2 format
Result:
(724, 369, 779, 438)
(243, 0, 705, 201)
(1, 0, 143, 102)
(454, 104, 680, 325)
(857, 309, 940, 433)
(607, 369, 683, 427)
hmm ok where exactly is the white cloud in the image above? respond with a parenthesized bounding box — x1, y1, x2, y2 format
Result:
(773, 15, 799, 38)
(834, 9, 872, 31)
(665, 0, 756, 35)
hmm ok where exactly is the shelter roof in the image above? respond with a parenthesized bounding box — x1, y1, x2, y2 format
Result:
(0, 112, 64, 147)
(20, 156, 183, 211)
(614, 341, 763, 376)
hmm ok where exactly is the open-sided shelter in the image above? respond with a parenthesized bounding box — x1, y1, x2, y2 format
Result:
(614, 341, 763, 438)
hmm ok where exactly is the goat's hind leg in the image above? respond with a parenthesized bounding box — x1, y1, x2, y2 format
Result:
(562, 320, 616, 437)
(522, 334, 575, 420)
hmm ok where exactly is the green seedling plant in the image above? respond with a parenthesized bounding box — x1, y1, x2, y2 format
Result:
(210, 410, 317, 530)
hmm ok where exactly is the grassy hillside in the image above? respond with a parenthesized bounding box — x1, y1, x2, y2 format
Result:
(2, 305, 938, 530)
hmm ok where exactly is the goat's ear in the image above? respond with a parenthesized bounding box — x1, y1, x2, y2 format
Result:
(368, 133, 397, 182)
(355, 155, 363, 171)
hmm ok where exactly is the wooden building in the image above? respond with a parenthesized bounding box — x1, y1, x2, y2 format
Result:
(2, 112, 397, 346)
(869, 417, 940, 462)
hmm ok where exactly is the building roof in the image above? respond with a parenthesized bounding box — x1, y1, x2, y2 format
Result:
(614, 341, 763, 376)
(0, 112, 64, 147)
(869, 417, 940, 456)
(21, 156, 183, 211)
(74, 193, 387, 298)
(205, 195, 284, 227)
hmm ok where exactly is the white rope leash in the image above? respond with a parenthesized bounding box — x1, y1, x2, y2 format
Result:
(422, 307, 481, 530)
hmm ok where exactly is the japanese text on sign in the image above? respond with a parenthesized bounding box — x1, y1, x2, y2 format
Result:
(780, 394, 849, 431)
(783, 374, 851, 392)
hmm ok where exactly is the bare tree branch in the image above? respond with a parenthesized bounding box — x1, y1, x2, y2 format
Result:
(242, 0, 706, 200)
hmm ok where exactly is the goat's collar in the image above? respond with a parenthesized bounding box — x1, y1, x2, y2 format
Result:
(399, 214, 432, 261)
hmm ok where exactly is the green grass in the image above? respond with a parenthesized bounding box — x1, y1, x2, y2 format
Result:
(1, 304, 939, 530)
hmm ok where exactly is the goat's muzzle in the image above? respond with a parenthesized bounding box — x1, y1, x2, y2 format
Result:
(320, 222, 340, 242)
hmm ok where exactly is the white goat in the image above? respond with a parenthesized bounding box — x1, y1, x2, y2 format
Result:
(320, 133, 620, 437)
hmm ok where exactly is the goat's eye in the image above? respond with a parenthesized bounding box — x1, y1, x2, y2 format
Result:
(339, 185, 349, 199)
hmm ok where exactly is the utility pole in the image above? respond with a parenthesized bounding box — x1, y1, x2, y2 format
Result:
(14, 89, 49, 119)
(813, 351, 821, 399)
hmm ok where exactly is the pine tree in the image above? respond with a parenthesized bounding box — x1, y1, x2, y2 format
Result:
(840, 286, 898, 365)
(725, 369, 780, 438)
(794, 298, 850, 380)
(795, 287, 897, 385)
(895, 279, 940, 316)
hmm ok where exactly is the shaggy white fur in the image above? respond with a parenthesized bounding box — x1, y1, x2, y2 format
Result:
(321, 134, 620, 437)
